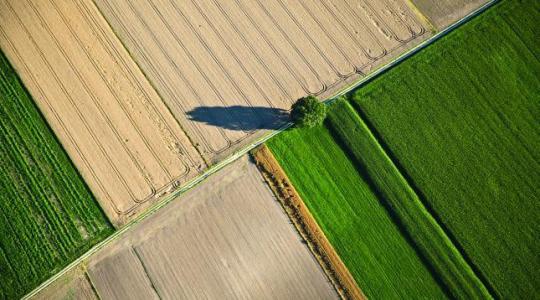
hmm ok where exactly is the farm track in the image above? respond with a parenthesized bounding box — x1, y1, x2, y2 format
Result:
(93, 0, 428, 162)
(0, 0, 205, 226)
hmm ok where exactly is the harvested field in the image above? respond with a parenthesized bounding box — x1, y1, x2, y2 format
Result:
(93, 0, 429, 162)
(87, 156, 336, 299)
(410, 0, 489, 29)
(0, 0, 205, 226)
(0, 50, 112, 299)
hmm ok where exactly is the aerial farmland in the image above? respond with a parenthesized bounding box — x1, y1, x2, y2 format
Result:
(268, 0, 538, 298)
(37, 157, 337, 299)
(0, 0, 537, 299)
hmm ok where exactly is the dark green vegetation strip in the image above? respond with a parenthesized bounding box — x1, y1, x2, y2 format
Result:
(349, 0, 539, 297)
(268, 112, 446, 298)
(0, 51, 113, 299)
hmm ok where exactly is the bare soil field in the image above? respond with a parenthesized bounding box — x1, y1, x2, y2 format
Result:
(33, 266, 97, 300)
(93, 0, 429, 162)
(0, 0, 205, 226)
(409, 0, 489, 29)
(86, 156, 336, 299)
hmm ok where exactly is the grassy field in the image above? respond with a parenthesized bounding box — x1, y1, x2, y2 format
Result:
(0, 51, 113, 299)
(350, 0, 539, 297)
(268, 115, 446, 298)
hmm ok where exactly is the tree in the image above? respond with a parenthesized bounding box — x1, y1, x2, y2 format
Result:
(290, 96, 327, 128)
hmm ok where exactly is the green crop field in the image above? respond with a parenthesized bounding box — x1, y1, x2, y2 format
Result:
(269, 0, 538, 298)
(268, 104, 454, 298)
(0, 51, 113, 299)
(269, 101, 490, 299)
(350, 0, 539, 297)
(326, 101, 489, 298)
(267, 124, 446, 298)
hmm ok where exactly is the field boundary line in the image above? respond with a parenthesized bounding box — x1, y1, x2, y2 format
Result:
(21, 1, 497, 298)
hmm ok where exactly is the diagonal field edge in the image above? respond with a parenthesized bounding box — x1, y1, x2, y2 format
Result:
(21, 1, 498, 298)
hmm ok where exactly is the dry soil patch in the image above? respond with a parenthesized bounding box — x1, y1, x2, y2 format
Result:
(409, 0, 489, 29)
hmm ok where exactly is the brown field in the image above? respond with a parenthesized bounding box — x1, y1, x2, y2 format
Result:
(34, 266, 97, 300)
(0, 0, 205, 226)
(93, 0, 429, 162)
(409, 0, 489, 29)
(86, 156, 336, 299)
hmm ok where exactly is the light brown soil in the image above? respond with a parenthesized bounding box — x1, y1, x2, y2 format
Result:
(33, 266, 97, 300)
(93, 0, 430, 162)
(409, 0, 489, 29)
(253, 145, 365, 300)
(0, 0, 205, 226)
(86, 156, 337, 299)
(88, 248, 159, 300)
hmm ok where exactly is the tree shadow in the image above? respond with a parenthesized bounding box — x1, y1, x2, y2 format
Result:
(186, 106, 289, 131)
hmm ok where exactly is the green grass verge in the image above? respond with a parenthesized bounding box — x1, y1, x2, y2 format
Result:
(268, 112, 446, 298)
(0, 51, 113, 299)
(349, 0, 539, 297)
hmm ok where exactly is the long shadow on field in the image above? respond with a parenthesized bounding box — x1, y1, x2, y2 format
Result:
(187, 106, 289, 131)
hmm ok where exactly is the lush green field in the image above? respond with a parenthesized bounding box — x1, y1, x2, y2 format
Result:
(350, 0, 539, 297)
(268, 109, 447, 298)
(327, 101, 489, 298)
(0, 51, 113, 298)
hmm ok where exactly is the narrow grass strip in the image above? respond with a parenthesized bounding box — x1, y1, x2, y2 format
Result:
(326, 100, 491, 299)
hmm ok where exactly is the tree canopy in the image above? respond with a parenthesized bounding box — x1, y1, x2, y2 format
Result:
(290, 96, 327, 128)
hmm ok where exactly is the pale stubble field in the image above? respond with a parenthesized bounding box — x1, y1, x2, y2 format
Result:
(410, 0, 490, 29)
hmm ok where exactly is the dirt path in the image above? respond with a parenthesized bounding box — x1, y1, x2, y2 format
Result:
(252, 145, 366, 300)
